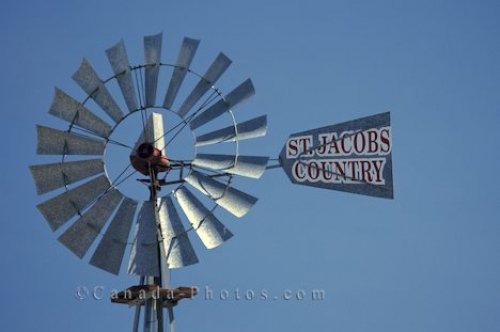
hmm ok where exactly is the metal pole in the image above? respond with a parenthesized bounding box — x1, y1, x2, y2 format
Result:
(132, 276, 145, 332)
(150, 170, 176, 332)
(167, 305, 176, 332)
(162, 267, 176, 332)
(149, 170, 164, 332)
(143, 276, 155, 332)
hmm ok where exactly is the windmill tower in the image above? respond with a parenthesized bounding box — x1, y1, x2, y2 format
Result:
(31, 32, 393, 332)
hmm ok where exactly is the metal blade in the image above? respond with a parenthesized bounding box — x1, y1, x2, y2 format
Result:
(144, 33, 162, 107)
(106, 40, 139, 112)
(58, 189, 123, 258)
(174, 187, 233, 249)
(185, 171, 257, 218)
(36, 175, 111, 231)
(194, 115, 267, 147)
(72, 58, 124, 123)
(128, 202, 160, 277)
(49, 88, 111, 138)
(158, 197, 198, 268)
(192, 154, 269, 179)
(131, 112, 166, 155)
(30, 159, 104, 195)
(89, 197, 138, 275)
(163, 37, 200, 109)
(189, 79, 255, 130)
(177, 53, 232, 118)
(37, 125, 105, 155)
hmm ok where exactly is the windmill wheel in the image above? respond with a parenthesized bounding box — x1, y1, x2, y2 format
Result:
(30, 33, 268, 276)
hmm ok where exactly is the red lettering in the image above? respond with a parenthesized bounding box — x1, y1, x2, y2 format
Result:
(340, 132, 352, 154)
(287, 138, 298, 158)
(317, 134, 328, 156)
(333, 161, 346, 182)
(360, 160, 373, 182)
(329, 135, 341, 155)
(293, 161, 306, 181)
(299, 137, 313, 156)
(371, 159, 384, 184)
(353, 132, 366, 154)
(380, 128, 391, 153)
(307, 161, 320, 180)
(320, 161, 333, 180)
(367, 129, 378, 153)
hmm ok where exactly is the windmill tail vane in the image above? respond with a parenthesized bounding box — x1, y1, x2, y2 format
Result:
(278, 111, 393, 198)
(30, 32, 393, 332)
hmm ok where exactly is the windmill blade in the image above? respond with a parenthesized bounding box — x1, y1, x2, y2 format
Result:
(163, 37, 200, 109)
(192, 154, 268, 179)
(158, 197, 198, 268)
(90, 197, 138, 275)
(184, 170, 257, 218)
(58, 189, 123, 258)
(174, 187, 233, 249)
(128, 202, 160, 277)
(177, 53, 232, 118)
(131, 112, 166, 155)
(30, 159, 104, 195)
(189, 79, 255, 130)
(72, 58, 124, 123)
(194, 115, 267, 147)
(144, 33, 162, 107)
(106, 40, 139, 112)
(37, 125, 105, 155)
(36, 175, 111, 231)
(49, 88, 111, 138)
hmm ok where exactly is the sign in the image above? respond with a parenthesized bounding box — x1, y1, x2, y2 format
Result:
(279, 112, 393, 198)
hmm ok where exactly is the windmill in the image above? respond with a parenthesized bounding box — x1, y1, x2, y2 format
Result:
(30, 33, 393, 332)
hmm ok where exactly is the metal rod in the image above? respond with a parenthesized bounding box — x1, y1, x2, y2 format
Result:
(143, 276, 155, 332)
(167, 307, 176, 332)
(136, 113, 179, 332)
(132, 276, 145, 332)
(149, 169, 164, 332)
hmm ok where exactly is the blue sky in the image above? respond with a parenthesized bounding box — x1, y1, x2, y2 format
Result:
(1, 0, 499, 331)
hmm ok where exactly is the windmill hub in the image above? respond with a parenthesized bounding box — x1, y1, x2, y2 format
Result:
(130, 142, 171, 176)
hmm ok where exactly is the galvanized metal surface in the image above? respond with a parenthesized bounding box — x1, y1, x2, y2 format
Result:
(36, 175, 111, 231)
(49, 88, 111, 138)
(58, 189, 123, 258)
(132, 112, 166, 154)
(192, 154, 268, 179)
(177, 53, 232, 117)
(189, 79, 255, 130)
(133, 279, 143, 332)
(30, 159, 104, 195)
(90, 197, 138, 275)
(128, 202, 160, 276)
(36, 125, 105, 155)
(72, 58, 124, 123)
(106, 40, 139, 112)
(158, 197, 198, 268)
(185, 170, 257, 218)
(194, 115, 267, 147)
(279, 112, 393, 198)
(174, 187, 233, 249)
(163, 37, 200, 109)
(143, 276, 156, 332)
(144, 33, 162, 107)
